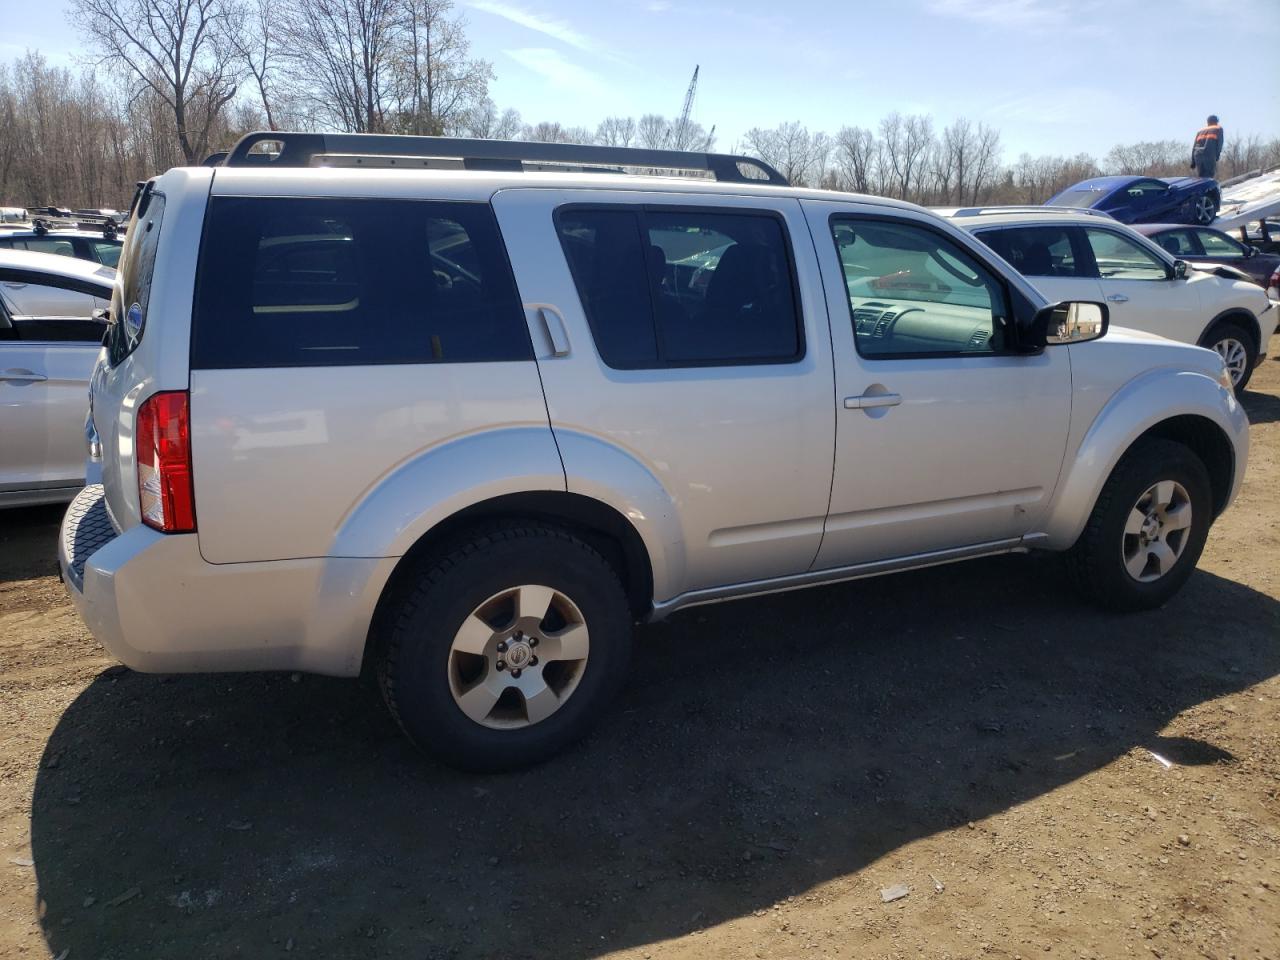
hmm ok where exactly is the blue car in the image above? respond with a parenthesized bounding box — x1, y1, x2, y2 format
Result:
(1046, 175, 1220, 226)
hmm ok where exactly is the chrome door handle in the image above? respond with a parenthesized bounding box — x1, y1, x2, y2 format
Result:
(1105, 294, 1129, 303)
(1, 368, 48, 383)
(844, 392, 902, 409)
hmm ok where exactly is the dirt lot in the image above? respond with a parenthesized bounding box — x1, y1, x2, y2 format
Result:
(2, 364, 1279, 960)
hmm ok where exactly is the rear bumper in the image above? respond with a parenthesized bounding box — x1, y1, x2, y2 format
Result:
(59, 485, 396, 677)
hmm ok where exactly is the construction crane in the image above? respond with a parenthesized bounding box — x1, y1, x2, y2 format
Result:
(669, 65, 699, 152)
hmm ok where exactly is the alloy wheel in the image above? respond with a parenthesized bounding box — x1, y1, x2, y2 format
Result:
(1213, 336, 1249, 387)
(447, 584, 590, 729)
(1121, 480, 1193, 582)
(1193, 195, 1217, 225)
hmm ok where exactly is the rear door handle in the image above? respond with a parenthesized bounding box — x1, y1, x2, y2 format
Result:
(0, 368, 48, 383)
(1105, 294, 1129, 303)
(844, 392, 902, 409)
(532, 305, 571, 357)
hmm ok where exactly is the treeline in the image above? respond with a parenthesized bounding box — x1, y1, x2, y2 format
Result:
(1, 0, 1277, 209)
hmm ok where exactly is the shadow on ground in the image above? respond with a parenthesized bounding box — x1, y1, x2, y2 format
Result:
(30, 555, 1280, 959)
(0, 504, 63, 583)
(1241, 382, 1280, 425)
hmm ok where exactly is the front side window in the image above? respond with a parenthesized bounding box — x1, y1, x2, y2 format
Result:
(1151, 229, 1197, 258)
(1125, 179, 1170, 201)
(91, 240, 123, 268)
(832, 217, 1009, 357)
(192, 197, 531, 369)
(1085, 229, 1169, 281)
(1194, 229, 1246, 258)
(977, 225, 1082, 278)
(556, 206, 803, 368)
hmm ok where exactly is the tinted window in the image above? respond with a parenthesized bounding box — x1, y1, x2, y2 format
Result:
(1085, 229, 1168, 281)
(1194, 229, 1245, 258)
(192, 198, 530, 369)
(108, 190, 165, 365)
(833, 217, 1009, 357)
(1124, 179, 1169, 200)
(91, 240, 123, 268)
(556, 206, 802, 368)
(978, 226, 1082, 277)
(4, 237, 76, 257)
(1151, 229, 1197, 257)
(0, 276, 105, 342)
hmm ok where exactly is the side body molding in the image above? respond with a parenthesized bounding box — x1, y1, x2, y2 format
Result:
(1040, 368, 1248, 550)
(328, 427, 566, 558)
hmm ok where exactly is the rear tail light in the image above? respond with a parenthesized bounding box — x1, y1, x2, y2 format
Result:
(136, 391, 195, 533)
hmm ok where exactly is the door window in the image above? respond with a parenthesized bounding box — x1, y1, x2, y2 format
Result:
(0, 275, 107, 342)
(1085, 229, 1168, 281)
(91, 240, 123, 267)
(831, 217, 1009, 357)
(1193, 229, 1246, 258)
(976, 225, 1084, 278)
(1151, 229, 1198, 258)
(5, 237, 77, 257)
(1125, 179, 1170, 202)
(555, 206, 803, 368)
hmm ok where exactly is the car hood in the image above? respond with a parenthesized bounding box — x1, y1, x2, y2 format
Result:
(1086, 325, 1225, 379)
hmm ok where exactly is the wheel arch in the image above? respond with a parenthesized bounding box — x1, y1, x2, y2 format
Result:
(1197, 308, 1261, 355)
(1040, 368, 1248, 550)
(360, 491, 657, 679)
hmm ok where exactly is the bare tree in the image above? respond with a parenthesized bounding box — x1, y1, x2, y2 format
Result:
(637, 114, 669, 150)
(396, 0, 491, 136)
(596, 115, 636, 147)
(71, 0, 240, 164)
(833, 126, 875, 193)
(879, 112, 934, 200)
(281, 0, 401, 133)
(744, 121, 827, 185)
(228, 0, 282, 129)
(462, 98, 521, 139)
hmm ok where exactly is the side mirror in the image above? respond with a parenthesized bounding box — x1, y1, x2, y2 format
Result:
(1244, 245, 1257, 257)
(1172, 259, 1189, 279)
(1031, 301, 1109, 348)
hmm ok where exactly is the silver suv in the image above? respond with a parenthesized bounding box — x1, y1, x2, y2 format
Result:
(61, 134, 1249, 771)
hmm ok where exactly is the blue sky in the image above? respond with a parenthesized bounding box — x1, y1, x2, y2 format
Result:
(4, 0, 1278, 160)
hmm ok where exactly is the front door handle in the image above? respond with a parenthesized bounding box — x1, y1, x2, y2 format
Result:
(844, 392, 902, 409)
(0, 368, 48, 383)
(1105, 294, 1129, 303)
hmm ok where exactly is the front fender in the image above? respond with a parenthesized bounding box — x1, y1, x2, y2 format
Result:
(328, 427, 566, 558)
(1040, 368, 1248, 550)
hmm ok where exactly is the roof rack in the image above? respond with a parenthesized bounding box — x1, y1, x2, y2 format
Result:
(218, 131, 789, 186)
(941, 205, 1116, 219)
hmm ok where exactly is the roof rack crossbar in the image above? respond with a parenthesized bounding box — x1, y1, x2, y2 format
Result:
(220, 131, 789, 186)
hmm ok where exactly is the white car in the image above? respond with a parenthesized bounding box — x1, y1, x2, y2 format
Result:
(1, 249, 114, 507)
(947, 208, 1276, 391)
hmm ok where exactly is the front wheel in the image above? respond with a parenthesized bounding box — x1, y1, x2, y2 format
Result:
(377, 523, 633, 771)
(1203, 321, 1256, 392)
(1066, 439, 1213, 612)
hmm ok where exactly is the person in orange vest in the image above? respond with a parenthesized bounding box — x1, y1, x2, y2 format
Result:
(1190, 115, 1224, 179)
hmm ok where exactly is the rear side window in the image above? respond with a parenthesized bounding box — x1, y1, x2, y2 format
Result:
(107, 190, 165, 365)
(192, 197, 531, 368)
(555, 206, 803, 368)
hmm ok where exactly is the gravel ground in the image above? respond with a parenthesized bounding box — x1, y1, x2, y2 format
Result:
(1, 359, 1278, 960)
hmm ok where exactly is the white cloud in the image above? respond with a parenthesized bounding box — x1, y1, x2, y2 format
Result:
(646, 1, 672, 11)
(928, 0, 1102, 31)
(470, 1, 608, 55)
(504, 47, 607, 94)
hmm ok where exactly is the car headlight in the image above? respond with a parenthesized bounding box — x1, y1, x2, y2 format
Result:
(1218, 361, 1235, 391)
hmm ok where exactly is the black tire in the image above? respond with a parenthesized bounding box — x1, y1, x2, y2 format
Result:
(1065, 439, 1213, 612)
(377, 522, 633, 772)
(1201, 320, 1256, 393)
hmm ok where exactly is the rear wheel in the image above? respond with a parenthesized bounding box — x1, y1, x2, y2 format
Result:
(1202, 321, 1256, 392)
(377, 523, 633, 772)
(1066, 439, 1212, 612)
(1192, 193, 1218, 225)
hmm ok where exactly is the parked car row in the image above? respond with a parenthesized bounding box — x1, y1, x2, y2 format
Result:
(43, 132, 1263, 772)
